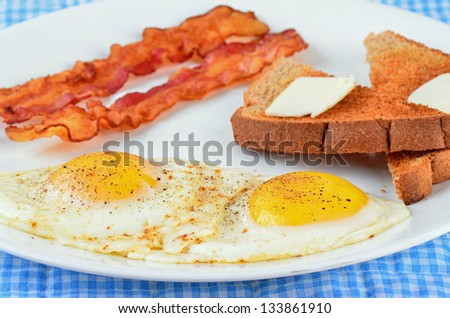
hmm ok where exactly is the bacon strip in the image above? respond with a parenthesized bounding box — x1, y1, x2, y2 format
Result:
(6, 30, 306, 142)
(0, 6, 268, 124)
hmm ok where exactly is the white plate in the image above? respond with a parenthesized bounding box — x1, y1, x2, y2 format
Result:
(0, 0, 449, 282)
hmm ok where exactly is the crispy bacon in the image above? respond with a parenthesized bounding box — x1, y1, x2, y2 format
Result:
(6, 30, 307, 142)
(0, 6, 268, 124)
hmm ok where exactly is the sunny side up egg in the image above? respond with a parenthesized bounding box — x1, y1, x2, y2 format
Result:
(0, 152, 410, 263)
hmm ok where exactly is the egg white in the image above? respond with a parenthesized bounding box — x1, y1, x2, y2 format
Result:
(0, 161, 260, 259)
(143, 191, 410, 263)
(0, 160, 410, 263)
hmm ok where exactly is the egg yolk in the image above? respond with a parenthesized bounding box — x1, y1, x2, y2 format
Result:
(49, 152, 160, 202)
(249, 172, 368, 226)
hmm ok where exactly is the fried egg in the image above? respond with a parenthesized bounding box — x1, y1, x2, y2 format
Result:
(0, 152, 410, 263)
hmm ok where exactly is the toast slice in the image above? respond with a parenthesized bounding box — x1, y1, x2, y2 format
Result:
(231, 58, 450, 154)
(365, 31, 450, 204)
(365, 31, 450, 101)
(387, 149, 450, 205)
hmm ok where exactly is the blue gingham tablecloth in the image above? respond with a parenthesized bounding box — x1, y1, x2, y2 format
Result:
(0, 0, 449, 298)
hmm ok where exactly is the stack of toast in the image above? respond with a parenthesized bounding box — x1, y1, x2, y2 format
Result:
(231, 31, 450, 205)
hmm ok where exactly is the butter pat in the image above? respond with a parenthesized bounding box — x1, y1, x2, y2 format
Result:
(265, 75, 356, 117)
(407, 73, 450, 113)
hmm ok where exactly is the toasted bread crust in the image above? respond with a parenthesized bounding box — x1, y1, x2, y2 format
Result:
(232, 108, 448, 154)
(442, 107, 450, 148)
(387, 149, 450, 205)
(232, 107, 326, 153)
(429, 149, 450, 184)
(387, 152, 433, 205)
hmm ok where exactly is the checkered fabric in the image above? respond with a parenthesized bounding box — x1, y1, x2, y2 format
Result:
(0, 0, 449, 298)
(379, 0, 450, 23)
